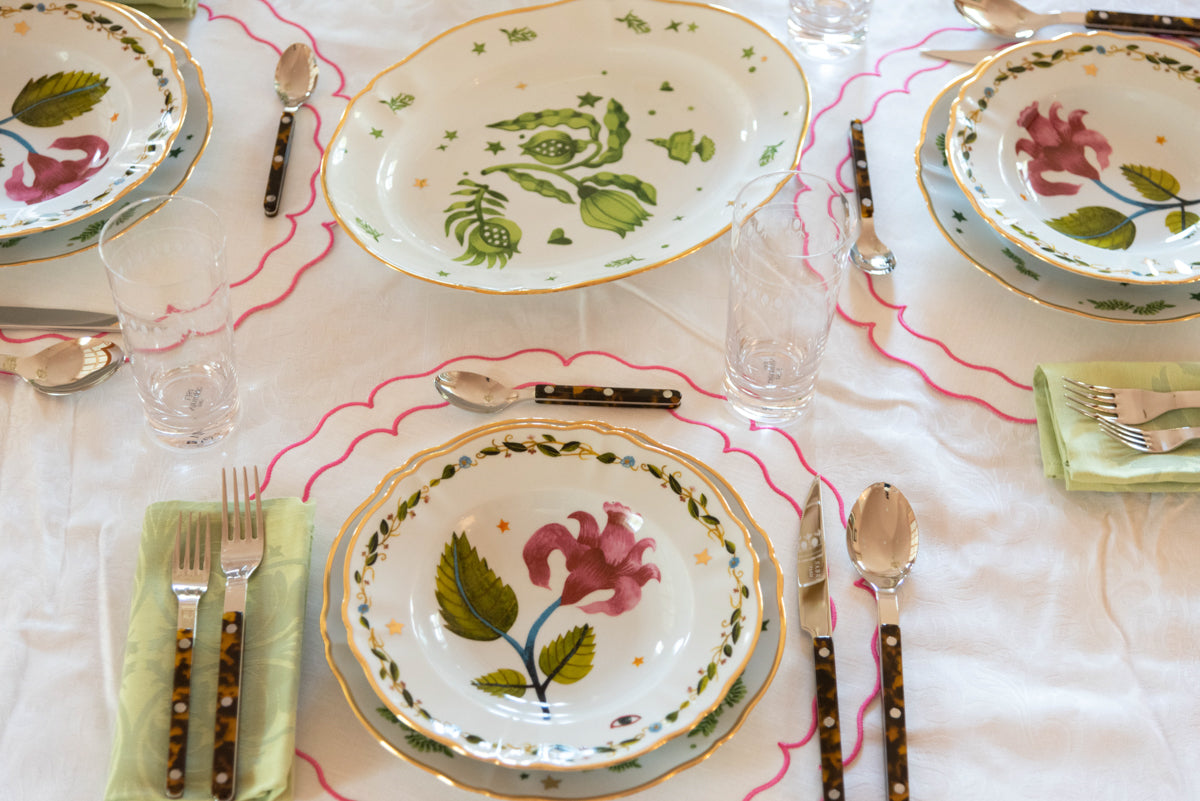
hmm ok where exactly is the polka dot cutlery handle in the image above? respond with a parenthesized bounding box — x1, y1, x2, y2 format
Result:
(1084, 11, 1200, 35)
(879, 623, 909, 801)
(813, 635, 845, 801)
(533, 384, 681, 408)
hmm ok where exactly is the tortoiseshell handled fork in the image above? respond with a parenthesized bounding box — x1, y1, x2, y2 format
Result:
(166, 512, 210, 798)
(212, 467, 265, 801)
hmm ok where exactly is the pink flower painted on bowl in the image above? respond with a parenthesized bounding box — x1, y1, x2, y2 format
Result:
(524, 501, 662, 616)
(1015, 101, 1112, 197)
(4, 135, 110, 204)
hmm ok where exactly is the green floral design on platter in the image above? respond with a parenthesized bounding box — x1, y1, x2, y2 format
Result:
(352, 431, 752, 762)
(955, 42, 1200, 266)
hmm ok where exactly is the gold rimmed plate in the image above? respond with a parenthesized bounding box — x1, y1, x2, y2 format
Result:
(323, 418, 784, 795)
(0, 0, 187, 239)
(946, 32, 1200, 285)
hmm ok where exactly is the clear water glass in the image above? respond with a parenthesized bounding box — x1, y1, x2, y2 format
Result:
(723, 172, 858, 426)
(99, 195, 240, 449)
(788, 0, 874, 59)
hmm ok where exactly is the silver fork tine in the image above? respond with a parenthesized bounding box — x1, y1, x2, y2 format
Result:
(167, 511, 210, 798)
(1061, 379, 1118, 411)
(1095, 418, 1151, 450)
(213, 467, 265, 801)
(1064, 397, 1114, 422)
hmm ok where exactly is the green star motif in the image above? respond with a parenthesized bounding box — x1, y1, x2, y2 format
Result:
(437, 144, 448, 151)
(688, 22, 699, 31)
(485, 141, 505, 154)
(577, 91, 602, 107)
(742, 47, 755, 59)
(666, 20, 682, 31)
(1191, 292, 1200, 301)
(370, 128, 383, 139)
(472, 42, 486, 55)
(438, 270, 451, 277)
(169, 147, 183, 158)
(444, 130, 458, 141)
(952, 210, 967, 222)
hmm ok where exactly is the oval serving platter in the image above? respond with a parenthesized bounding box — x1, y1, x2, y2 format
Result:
(321, 0, 809, 293)
(340, 419, 763, 771)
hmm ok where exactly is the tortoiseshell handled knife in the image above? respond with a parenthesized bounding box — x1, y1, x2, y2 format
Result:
(798, 477, 844, 801)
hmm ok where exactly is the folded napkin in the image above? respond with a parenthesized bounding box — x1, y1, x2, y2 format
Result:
(1034, 362, 1200, 492)
(117, 0, 197, 19)
(104, 498, 314, 801)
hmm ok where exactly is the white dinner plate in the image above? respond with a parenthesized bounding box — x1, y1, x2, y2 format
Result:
(0, 0, 186, 239)
(947, 32, 1200, 284)
(0, 15, 210, 267)
(918, 72, 1200, 323)
(321, 0, 809, 293)
(322, 417, 785, 798)
(340, 419, 762, 771)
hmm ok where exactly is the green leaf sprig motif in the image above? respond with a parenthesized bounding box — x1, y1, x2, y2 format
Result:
(442, 96, 670, 268)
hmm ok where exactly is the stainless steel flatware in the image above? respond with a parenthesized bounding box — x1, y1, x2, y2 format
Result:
(954, 0, 1200, 40)
(849, 119, 896, 276)
(213, 467, 265, 801)
(798, 477, 844, 801)
(1, 336, 123, 395)
(264, 42, 318, 216)
(0, 305, 120, 332)
(847, 482, 919, 801)
(1067, 400, 1200, 453)
(166, 512, 211, 798)
(435, 369, 682, 413)
(1062, 377, 1200, 425)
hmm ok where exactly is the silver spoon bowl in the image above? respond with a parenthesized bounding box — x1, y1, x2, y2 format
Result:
(846, 482, 919, 801)
(1, 336, 124, 395)
(435, 370, 681, 414)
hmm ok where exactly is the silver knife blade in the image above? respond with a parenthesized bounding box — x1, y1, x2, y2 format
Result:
(0, 306, 121, 332)
(798, 476, 831, 638)
(920, 47, 1008, 65)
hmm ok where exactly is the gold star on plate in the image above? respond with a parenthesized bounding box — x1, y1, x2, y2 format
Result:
(1083, 64, 1098, 76)
(632, 656, 644, 667)
(14, 20, 30, 35)
(387, 619, 404, 635)
(540, 776, 561, 790)
(497, 519, 510, 533)
(1157, 135, 1167, 145)
(414, 178, 428, 188)
(110, 112, 119, 123)
(516, 81, 528, 90)
(694, 549, 712, 565)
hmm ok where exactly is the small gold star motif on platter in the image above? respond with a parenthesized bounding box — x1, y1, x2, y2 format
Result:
(497, 519, 510, 533)
(1083, 64, 1098, 76)
(540, 776, 561, 790)
(14, 20, 30, 35)
(387, 619, 404, 635)
(414, 178, 428, 188)
(632, 656, 644, 667)
(694, 549, 711, 565)
(516, 82, 527, 90)
(1157, 136, 1167, 145)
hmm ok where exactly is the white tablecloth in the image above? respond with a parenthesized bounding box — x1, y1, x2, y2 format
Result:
(3, 1, 1199, 799)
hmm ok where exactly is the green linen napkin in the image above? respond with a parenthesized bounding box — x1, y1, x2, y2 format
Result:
(1034, 362, 1200, 492)
(117, 0, 197, 19)
(104, 498, 314, 801)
